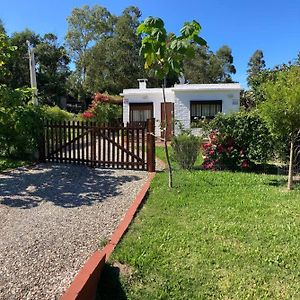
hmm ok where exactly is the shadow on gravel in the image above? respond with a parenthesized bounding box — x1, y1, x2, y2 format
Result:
(96, 263, 128, 300)
(0, 163, 142, 209)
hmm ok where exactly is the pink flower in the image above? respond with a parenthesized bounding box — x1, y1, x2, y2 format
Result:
(209, 149, 215, 155)
(203, 142, 211, 150)
(241, 160, 249, 168)
(82, 111, 94, 119)
(93, 92, 109, 103)
(218, 144, 225, 153)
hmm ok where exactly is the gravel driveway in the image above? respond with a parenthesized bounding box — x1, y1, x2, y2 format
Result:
(0, 163, 148, 300)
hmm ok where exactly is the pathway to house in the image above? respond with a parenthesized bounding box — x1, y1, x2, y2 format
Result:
(0, 163, 149, 300)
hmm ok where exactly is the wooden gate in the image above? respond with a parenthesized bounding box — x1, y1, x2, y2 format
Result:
(39, 118, 155, 171)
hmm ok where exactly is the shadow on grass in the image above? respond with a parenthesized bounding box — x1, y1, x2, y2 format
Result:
(193, 163, 283, 175)
(96, 263, 127, 300)
(267, 178, 300, 189)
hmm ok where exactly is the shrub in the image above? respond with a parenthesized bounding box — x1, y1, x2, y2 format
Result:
(171, 133, 202, 170)
(208, 111, 274, 163)
(81, 93, 122, 125)
(42, 106, 74, 122)
(0, 105, 44, 159)
(202, 131, 250, 170)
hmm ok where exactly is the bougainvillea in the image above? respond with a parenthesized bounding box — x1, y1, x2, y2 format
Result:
(82, 93, 121, 125)
(202, 130, 250, 171)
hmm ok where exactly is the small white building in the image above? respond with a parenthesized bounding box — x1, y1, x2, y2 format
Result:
(122, 79, 241, 140)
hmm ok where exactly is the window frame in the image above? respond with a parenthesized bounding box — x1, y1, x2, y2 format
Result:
(190, 100, 222, 121)
(129, 103, 154, 123)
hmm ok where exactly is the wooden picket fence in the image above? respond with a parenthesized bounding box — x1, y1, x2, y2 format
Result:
(39, 118, 155, 172)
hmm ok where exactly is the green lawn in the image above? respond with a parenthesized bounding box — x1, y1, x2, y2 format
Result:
(98, 169, 300, 299)
(0, 157, 29, 172)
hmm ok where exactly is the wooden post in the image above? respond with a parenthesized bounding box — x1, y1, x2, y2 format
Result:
(92, 122, 97, 167)
(146, 118, 155, 172)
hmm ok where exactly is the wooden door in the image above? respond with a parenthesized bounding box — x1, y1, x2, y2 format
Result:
(161, 102, 174, 141)
(129, 103, 153, 127)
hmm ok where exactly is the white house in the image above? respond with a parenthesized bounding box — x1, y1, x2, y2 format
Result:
(122, 79, 241, 140)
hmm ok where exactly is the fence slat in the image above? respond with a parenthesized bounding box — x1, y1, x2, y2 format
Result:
(121, 127, 125, 169)
(112, 129, 115, 168)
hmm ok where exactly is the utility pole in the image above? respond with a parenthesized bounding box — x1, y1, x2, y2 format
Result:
(26, 40, 38, 105)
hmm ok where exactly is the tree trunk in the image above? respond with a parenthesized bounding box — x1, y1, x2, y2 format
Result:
(287, 139, 294, 190)
(162, 77, 173, 188)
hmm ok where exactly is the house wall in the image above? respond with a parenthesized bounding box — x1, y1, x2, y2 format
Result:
(173, 90, 240, 134)
(123, 90, 174, 136)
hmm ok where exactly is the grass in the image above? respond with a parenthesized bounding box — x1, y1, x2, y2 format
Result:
(0, 157, 29, 172)
(98, 169, 300, 299)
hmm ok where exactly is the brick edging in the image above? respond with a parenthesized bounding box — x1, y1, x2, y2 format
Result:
(60, 172, 156, 300)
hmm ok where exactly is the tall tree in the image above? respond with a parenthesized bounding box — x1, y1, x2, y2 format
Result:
(65, 5, 112, 99)
(184, 45, 236, 83)
(35, 33, 70, 105)
(247, 50, 266, 87)
(215, 45, 236, 82)
(137, 17, 206, 188)
(0, 19, 5, 34)
(5, 30, 70, 105)
(5, 29, 40, 88)
(85, 6, 144, 94)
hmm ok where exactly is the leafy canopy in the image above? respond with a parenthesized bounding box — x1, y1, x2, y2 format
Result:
(259, 66, 300, 139)
(136, 17, 206, 79)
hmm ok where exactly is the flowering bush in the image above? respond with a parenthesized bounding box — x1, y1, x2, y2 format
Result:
(82, 92, 121, 125)
(208, 111, 274, 163)
(202, 130, 250, 171)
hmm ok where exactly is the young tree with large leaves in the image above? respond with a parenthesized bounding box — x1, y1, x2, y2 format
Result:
(137, 17, 206, 188)
(260, 66, 300, 190)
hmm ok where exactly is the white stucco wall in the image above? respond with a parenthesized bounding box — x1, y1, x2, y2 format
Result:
(173, 89, 240, 134)
(122, 84, 241, 137)
(122, 89, 174, 136)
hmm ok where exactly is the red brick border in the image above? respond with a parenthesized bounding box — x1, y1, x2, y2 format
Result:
(60, 172, 156, 300)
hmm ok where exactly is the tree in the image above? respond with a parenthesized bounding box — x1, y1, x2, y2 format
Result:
(0, 32, 15, 81)
(5, 30, 70, 105)
(65, 5, 112, 99)
(247, 50, 266, 88)
(184, 45, 236, 83)
(260, 66, 300, 190)
(4, 29, 39, 88)
(137, 17, 206, 187)
(85, 6, 144, 94)
(215, 45, 236, 82)
(35, 33, 70, 105)
(0, 19, 5, 34)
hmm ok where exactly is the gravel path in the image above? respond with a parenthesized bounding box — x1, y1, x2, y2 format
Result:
(0, 163, 148, 300)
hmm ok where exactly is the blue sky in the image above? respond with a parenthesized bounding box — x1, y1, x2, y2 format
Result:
(1, 0, 299, 88)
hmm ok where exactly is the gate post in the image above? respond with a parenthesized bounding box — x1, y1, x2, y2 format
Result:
(146, 118, 155, 172)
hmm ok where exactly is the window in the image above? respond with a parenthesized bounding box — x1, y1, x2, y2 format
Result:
(130, 103, 153, 122)
(190, 101, 222, 121)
